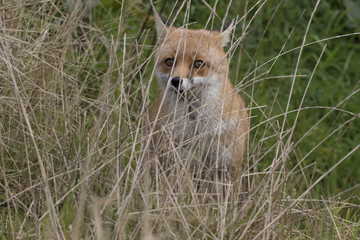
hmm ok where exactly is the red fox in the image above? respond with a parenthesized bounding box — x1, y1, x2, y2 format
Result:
(145, 10, 249, 184)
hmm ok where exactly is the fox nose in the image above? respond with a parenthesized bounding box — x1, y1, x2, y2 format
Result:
(171, 77, 182, 88)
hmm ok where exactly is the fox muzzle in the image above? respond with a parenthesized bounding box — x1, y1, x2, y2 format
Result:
(171, 76, 183, 89)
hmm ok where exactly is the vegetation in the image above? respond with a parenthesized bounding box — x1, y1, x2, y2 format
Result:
(0, 0, 359, 239)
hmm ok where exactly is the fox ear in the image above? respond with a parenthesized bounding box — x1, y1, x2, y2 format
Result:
(217, 20, 234, 48)
(153, 8, 169, 43)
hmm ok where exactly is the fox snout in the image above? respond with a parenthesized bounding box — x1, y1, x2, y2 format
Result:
(169, 76, 191, 92)
(167, 75, 211, 93)
(170, 76, 182, 89)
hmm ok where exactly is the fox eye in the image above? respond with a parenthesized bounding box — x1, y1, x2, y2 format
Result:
(165, 58, 174, 67)
(194, 60, 205, 69)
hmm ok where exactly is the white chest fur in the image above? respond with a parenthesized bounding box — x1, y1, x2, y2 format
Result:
(160, 83, 235, 169)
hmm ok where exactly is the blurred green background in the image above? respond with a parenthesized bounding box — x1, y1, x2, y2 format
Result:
(76, 0, 360, 196)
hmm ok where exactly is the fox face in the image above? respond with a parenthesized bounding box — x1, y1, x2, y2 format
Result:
(154, 13, 233, 95)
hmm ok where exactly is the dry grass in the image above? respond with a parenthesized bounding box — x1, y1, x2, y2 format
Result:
(0, 0, 359, 239)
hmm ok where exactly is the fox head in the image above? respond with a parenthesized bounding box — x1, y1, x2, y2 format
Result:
(153, 11, 234, 95)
